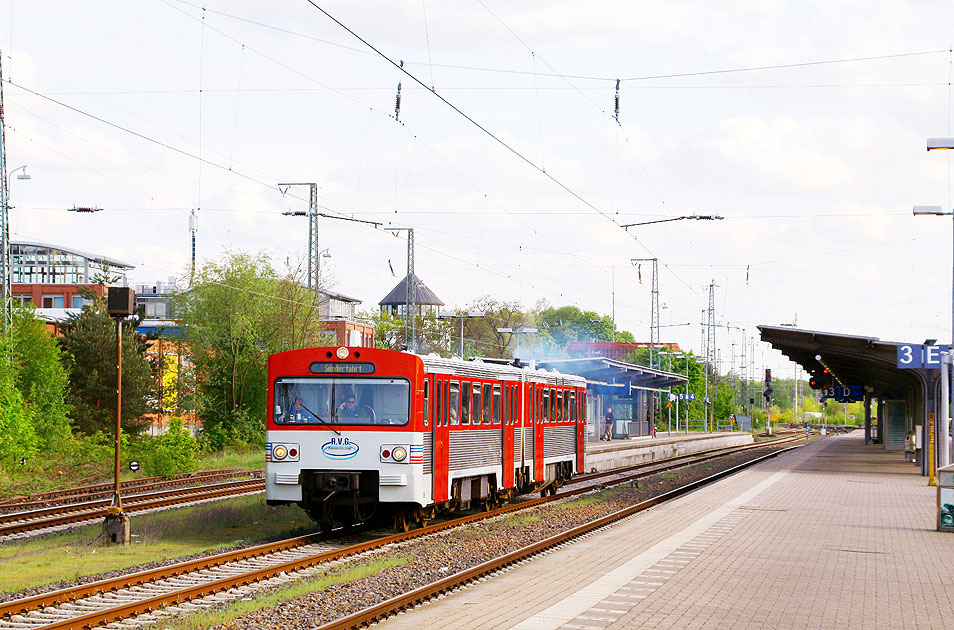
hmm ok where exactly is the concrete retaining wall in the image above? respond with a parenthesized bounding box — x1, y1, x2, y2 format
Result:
(583, 433, 755, 473)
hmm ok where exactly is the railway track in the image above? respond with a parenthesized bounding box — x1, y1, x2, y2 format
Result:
(0, 436, 803, 630)
(0, 469, 263, 513)
(0, 478, 266, 539)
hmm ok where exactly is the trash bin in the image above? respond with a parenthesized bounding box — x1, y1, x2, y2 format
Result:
(938, 463, 954, 532)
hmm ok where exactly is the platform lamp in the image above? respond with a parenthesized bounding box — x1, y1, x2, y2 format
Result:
(104, 286, 135, 544)
(921, 135, 954, 473)
(439, 310, 484, 358)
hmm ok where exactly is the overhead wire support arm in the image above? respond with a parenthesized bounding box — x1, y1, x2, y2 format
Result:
(621, 214, 724, 229)
(316, 212, 381, 228)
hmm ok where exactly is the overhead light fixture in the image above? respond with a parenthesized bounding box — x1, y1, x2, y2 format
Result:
(927, 137, 954, 151)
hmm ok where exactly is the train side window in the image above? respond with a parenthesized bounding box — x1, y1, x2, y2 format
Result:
(436, 380, 443, 427)
(449, 381, 460, 426)
(461, 382, 471, 425)
(570, 391, 576, 423)
(556, 390, 563, 422)
(492, 385, 501, 425)
(542, 388, 549, 423)
(472, 383, 482, 425)
(482, 384, 492, 425)
(424, 379, 430, 427)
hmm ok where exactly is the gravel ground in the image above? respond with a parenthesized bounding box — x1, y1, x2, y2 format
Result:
(203, 442, 798, 630)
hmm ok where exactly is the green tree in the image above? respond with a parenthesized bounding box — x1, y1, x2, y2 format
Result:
(10, 305, 72, 446)
(712, 380, 737, 424)
(177, 251, 328, 447)
(461, 296, 533, 359)
(59, 293, 154, 435)
(0, 336, 40, 468)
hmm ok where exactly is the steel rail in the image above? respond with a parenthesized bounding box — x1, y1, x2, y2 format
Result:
(0, 479, 265, 537)
(0, 470, 263, 513)
(574, 436, 799, 484)
(1, 439, 802, 629)
(0, 469, 260, 508)
(315, 442, 804, 630)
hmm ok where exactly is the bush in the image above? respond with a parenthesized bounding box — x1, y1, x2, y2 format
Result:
(142, 417, 200, 478)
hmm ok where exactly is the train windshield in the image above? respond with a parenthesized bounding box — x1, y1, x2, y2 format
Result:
(273, 377, 410, 426)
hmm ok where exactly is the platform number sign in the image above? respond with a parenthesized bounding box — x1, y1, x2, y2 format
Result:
(897, 344, 951, 369)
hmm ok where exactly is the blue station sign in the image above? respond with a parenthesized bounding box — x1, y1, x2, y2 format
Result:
(897, 344, 951, 369)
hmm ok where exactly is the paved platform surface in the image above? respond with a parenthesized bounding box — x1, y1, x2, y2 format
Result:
(378, 432, 954, 629)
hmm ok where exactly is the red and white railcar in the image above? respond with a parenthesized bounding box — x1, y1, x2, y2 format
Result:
(266, 346, 587, 528)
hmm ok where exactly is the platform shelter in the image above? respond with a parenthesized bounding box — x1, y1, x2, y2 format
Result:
(537, 357, 687, 439)
(759, 325, 942, 476)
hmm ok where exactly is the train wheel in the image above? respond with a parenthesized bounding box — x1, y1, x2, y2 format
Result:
(304, 502, 336, 533)
(395, 511, 413, 532)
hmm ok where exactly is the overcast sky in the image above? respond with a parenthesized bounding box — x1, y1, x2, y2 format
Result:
(3, 1, 954, 376)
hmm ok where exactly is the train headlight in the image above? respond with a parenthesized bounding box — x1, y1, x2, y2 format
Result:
(272, 444, 288, 460)
(391, 446, 407, 462)
(336, 346, 350, 359)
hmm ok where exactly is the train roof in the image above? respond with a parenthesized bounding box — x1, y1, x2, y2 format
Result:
(420, 354, 587, 387)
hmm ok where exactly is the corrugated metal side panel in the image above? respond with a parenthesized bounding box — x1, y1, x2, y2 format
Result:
(449, 430, 502, 471)
(523, 427, 534, 460)
(423, 432, 433, 474)
(543, 425, 577, 458)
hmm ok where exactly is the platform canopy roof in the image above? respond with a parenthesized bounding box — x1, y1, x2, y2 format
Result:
(537, 356, 688, 392)
(758, 325, 928, 400)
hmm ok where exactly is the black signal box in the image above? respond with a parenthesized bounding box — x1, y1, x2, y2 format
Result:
(107, 287, 136, 318)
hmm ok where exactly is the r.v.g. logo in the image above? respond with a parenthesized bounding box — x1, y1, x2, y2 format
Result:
(322, 437, 359, 459)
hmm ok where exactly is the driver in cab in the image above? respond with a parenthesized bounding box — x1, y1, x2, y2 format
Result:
(337, 396, 361, 420)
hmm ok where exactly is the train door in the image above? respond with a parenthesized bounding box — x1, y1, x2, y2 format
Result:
(433, 377, 450, 502)
(502, 383, 515, 489)
(534, 385, 545, 482)
(574, 390, 585, 473)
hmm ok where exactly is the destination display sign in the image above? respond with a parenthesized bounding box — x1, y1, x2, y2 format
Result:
(309, 362, 376, 375)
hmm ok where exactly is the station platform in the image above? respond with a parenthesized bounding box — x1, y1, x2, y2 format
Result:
(379, 431, 954, 629)
(584, 431, 753, 472)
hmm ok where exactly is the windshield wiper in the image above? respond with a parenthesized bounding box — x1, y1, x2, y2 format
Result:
(299, 402, 341, 436)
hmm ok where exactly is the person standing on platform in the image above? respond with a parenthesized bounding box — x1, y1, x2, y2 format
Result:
(602, 407, 615, 441)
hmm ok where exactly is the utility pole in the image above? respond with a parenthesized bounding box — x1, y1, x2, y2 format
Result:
(740, 335, 748, 415)
(702, 282, 717, 431)
(0, 51, 11, 332)
(390, 228, 416, 351)
(632, 258, 659, 368)
(189, 209, 197, 286)
(278, 182, 320, 293)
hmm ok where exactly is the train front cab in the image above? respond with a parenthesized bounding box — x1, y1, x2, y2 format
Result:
(266, 347, 431, 528)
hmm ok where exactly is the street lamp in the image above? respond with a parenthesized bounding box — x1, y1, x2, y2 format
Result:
(914, 201, 954, 469)
(496, 326, 538, 360)
(439, 310, 484, 357)
(920, 135, 954, 471)
(1, 165, 32, 331)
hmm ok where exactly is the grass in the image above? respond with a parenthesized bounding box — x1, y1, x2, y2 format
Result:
(502, 513, 541, 527)
(552, 494, 602, 510)
(197, 447, 264, 472)
(154, 556, 410, 630)
(0, 495, 317, 595)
